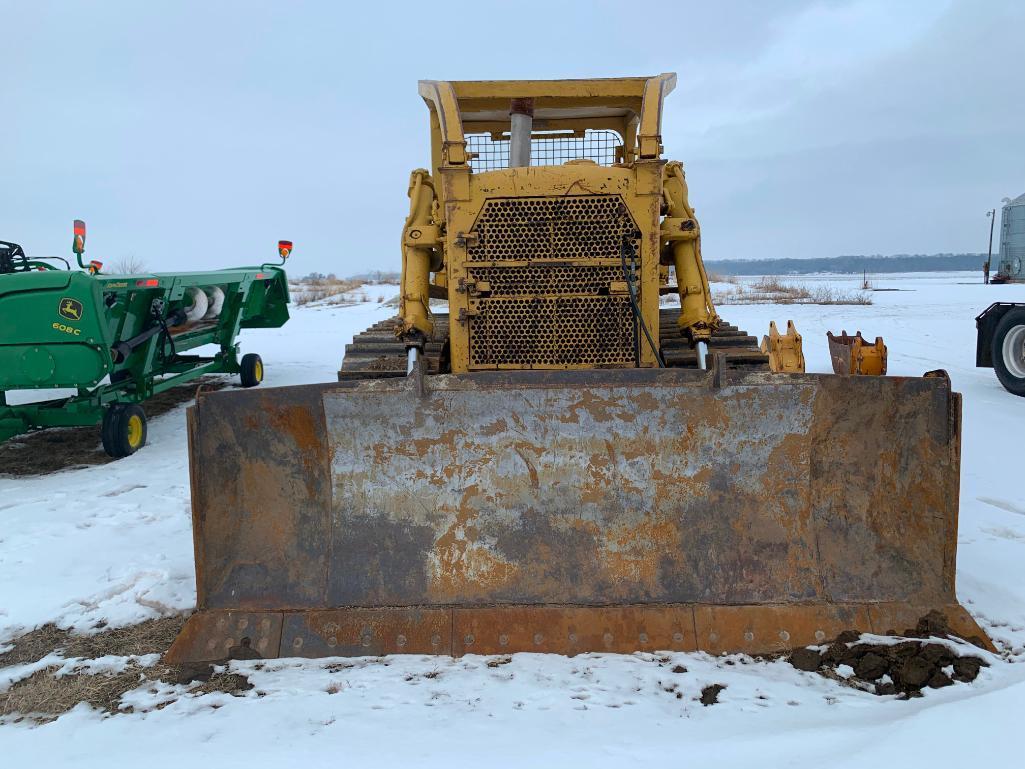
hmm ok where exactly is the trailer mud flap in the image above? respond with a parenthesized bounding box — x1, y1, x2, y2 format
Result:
(168, 366, 989, 663)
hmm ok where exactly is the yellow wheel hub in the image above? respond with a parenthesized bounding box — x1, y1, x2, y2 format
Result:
(127, 414, 144, 449)
(254, 360, 263, 381)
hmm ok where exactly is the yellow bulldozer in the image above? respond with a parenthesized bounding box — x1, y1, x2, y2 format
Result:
(168, 75, 987, 663)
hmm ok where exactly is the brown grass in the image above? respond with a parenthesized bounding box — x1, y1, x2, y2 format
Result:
(0, 616, 185, 668)
(3, 663, 152, 720)
(750, 276, 810, 296)
(806, 286, 873, 305)
(706, 271, 739, 285)
(0, 615, 253, 723)
(719, 276, 872, 305)
(292, 278, 365, 306)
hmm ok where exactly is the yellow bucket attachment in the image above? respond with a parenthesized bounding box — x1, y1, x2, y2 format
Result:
(760, 320, 806, 373)
(828, 330, 887, 376)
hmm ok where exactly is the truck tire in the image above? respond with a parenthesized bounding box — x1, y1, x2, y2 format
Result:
(240, 353, 263, 388)
(992, 307, 1025, 397)
(101, 403, 148, 457)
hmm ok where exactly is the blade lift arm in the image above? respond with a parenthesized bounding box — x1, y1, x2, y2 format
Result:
(398, 169, 443, 349)
(660, 161, 719, 344)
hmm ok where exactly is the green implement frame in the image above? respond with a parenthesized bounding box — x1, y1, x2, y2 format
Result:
(0, 264, 290, 456)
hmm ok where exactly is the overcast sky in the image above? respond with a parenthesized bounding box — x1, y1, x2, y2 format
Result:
(3, 0, 1023, 275)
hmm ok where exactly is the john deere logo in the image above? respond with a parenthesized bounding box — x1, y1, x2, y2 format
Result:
(58, 298, 83, 321)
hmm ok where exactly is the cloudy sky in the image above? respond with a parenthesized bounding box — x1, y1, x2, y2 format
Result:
(3, 0, 1023, 274)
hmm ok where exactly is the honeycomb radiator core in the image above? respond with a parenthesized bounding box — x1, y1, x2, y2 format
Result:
(465, 195, 641, 369)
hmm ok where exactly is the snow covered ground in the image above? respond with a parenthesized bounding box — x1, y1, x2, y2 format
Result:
(2, 272, 1025, 767)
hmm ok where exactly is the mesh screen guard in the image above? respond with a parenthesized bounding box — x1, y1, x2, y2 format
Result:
(466, 129, 622, 172)
(464, 195, 643, 369)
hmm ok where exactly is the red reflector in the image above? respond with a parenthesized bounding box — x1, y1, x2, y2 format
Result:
(73, 219, 86, 236)
(256, 273, 266, 279)
(135, 279, 158, 287)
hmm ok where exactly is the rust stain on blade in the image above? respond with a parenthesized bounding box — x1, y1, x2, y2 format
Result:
(324, 372, 821, 606)
(164, 610, 283, 664)
(282, 608, 453, 657)
(693, 604, 873, 655)
(165, 603, 992, 663)
(188, 385, 333, 611)
(452, 605, 698, 655)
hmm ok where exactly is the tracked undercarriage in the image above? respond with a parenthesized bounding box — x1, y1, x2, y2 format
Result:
(338, 309, 768, 380)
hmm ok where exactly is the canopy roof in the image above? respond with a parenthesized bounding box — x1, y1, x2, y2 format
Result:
(418, 74, 677, 163)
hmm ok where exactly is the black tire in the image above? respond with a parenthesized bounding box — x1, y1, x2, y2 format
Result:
(992, 307, 1025, 397)
(240, 353, 263, 388)
(101, 403, 148, 458)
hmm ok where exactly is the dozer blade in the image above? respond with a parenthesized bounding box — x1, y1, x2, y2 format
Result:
(167, 363, 989, 663)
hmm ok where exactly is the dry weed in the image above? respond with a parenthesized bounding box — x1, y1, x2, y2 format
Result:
(706, 272, 739, 285)
(293, 277, 366, 306)
(722, 276, 871, 305)
(0, 615, 253, 723)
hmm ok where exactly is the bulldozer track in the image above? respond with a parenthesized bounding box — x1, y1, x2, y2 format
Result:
(338, 310, 767, 380)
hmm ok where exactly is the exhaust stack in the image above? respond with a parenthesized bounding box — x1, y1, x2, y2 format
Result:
(509, 98, 534, 168)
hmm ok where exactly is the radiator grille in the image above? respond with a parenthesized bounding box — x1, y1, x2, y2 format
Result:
(464, 194, 641, 368)
(469, 297, 635, 368)
(467, 195, 636, 262)
(467, 264, 627, 297)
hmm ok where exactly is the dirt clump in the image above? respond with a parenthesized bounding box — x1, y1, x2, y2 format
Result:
(699, 684, 725, 706)
(788, 647, 822, 672)
(854, 652, 888, 681)
(785, 611, 989, 698)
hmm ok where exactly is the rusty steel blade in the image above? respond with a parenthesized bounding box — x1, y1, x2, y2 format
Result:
(166, 367, 990, 664)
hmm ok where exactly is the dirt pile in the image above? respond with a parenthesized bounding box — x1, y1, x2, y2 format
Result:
(699, 684, 726, 706)
(787, 611, 988, 697)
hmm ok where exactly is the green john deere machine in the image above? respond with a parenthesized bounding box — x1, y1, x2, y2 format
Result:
(0, 222, 293, 457)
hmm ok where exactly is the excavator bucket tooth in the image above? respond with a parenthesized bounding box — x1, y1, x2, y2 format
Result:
(167, 365, 989, 664)
(760, 320, 806, 373)
(828, 330, 888, 376)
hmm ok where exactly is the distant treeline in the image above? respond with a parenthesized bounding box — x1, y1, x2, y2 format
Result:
(328, 255, 985, 281)
(705, 253, 986, 275)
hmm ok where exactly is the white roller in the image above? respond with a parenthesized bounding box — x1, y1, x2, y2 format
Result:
(183, 286, 209, 323)
(203, 286, 225, 319)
